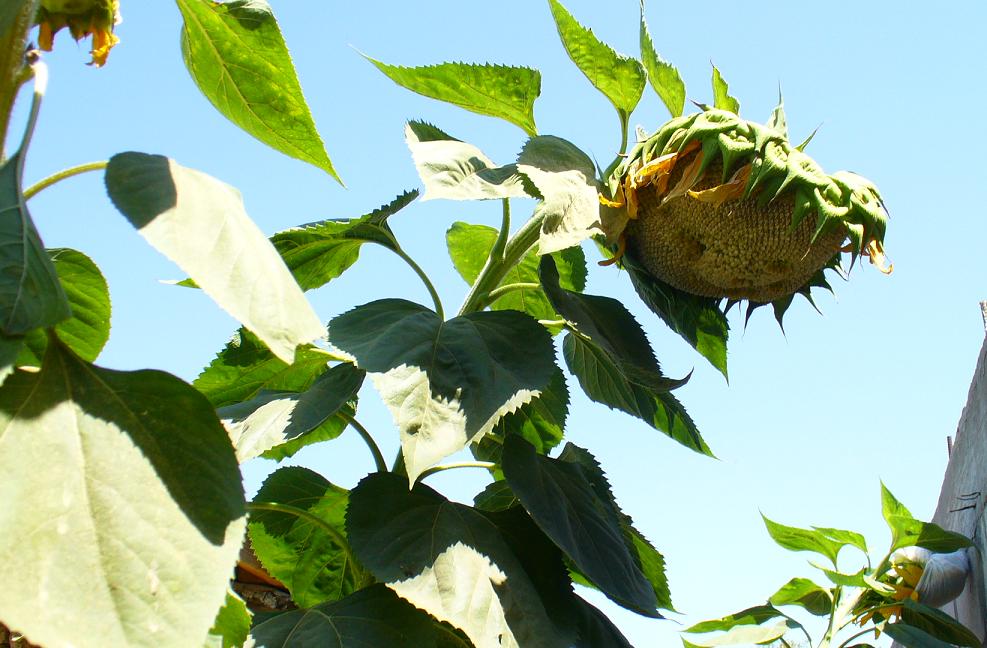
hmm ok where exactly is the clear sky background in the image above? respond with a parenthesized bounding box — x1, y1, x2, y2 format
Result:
(15, 1, 987, 645)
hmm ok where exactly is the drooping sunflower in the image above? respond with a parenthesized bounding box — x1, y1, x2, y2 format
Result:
(35, 0, 120, 67)
(601, 104, 890, 314)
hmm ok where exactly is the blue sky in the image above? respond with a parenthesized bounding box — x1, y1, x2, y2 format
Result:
(17, 1, 987, 645)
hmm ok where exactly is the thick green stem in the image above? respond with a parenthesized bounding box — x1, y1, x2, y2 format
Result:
(416, 461, 496, 482)
(24, 160, 108, 199)
(338, 411, 387, 473)
(391, 245, 444, 320)
(247, 502, 362, 575)
(458, 208, 544, 316)
(0, 0, 39, 161)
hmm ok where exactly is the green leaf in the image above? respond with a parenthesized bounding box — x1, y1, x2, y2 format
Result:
(517, 136, 604, 254)
(762, 515, 845, 567)
(570, 595, 634, 648)
(18, 248, 111, 365)
(880, 483, 972, 552)
(473, 479, 519, 512)
(557, 443, 673, 611)
(176, 0, 340, 182)
(0, 339, 246, 648)
(194, 327, 331, 408)
(271, 190, 418, 291)
(814, 527, 868, 554)
(259, 404, 353, 462)
(249, 467, 365, 608)
(884, 622, 959, 648)
(105, 152, 324, 363)
(447, 221, 587, 330)
(502, 436, 661, 617)
(405, 122, 530, 201)
(711, 64, 740, 114)
(540, 256, 708, 454)
(685, 605, 783, 634)
(819, 566, 868, 588)
(204, 592, 251, 648)
(767, 92, 788, 137)
(621, 249, 729, 378)
(218, 362, 364, 462)
(0, 333, 21, 386)
(768, 578, 832, 616)
(684, 605, 802, 647)
(0, 150, 70, 335)
(366, 57, 541, 136)
(248, 584, 471, 647)
(900, 599, 981, 647)
(547, 0, 645, 135)
(639, 4, 686, 118)
(346, 472, 567, 647)
(328, 299, 556, 482)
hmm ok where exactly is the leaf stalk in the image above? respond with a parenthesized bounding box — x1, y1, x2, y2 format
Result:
(338, 411, 388, 474)
(24, 160, 109, 200)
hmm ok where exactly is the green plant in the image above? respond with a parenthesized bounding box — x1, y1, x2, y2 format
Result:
(682, 485, 976, 648)
(0, 1, 908, 646)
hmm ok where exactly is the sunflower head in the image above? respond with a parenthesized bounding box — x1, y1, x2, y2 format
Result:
(602, 106, 890, 308)
(36, 0, 120, 67)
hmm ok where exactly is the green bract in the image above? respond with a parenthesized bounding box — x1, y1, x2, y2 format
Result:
(604, 107, 891, 305)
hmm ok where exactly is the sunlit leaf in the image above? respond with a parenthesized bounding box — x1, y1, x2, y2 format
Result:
(218, 362, 364, 462)
(502, 436, 661, 617)
(271, 190, 418, 291)
(685, 605, 783, 634)
(517, 136, 603, 254)
(194, 327, 331, 408)
(621, 248, 729, 378)
(814, 527, 868, 554)
(762, 515, 844, 567)
(0, 150, 69, 335)
(547, 0, 645, 135)
(639, 4, 685, 118)
(447, 221, 586, 330)
(541, 256, 707, 454)
(767, 92, 788, 137)
(346, 473, 567, 647)
(248, 584, 471, 647)
(405, 122, 530, 201)
(18, 248, 111, 366)
(881, 483, 972, 552)
(0, 339, 246, 648)
(366, 57, 541, 136)
(248, 467, 366, 608)
(105, 152, 324, 363)
(204, 592, 251, 648)
(176, 0, 340, 182)
(711, 64, 740, 114)
(768, 578, 832, 616)
(328, 299, 555, 482)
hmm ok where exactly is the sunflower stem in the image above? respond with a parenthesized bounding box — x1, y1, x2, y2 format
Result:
(0, 0, 38, 162)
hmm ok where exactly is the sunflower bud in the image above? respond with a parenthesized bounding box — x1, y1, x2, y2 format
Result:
(36, 0, 120, 67)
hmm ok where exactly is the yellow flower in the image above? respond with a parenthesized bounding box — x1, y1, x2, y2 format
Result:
(36, 0, 120, 67)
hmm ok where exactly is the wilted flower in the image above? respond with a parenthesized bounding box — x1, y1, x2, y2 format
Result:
(36, 0, 120, 67)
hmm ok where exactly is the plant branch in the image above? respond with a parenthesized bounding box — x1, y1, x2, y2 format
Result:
(24, 160, 108, 199)
(835, 626, 878, 648)
(339, 411, 387, 473)
(416, 461, 496, 482)
(482, 282, 540, 305)
(0, 0, 39, 161)
(391, 245, 444, 320)
(458, 208, 544, 316)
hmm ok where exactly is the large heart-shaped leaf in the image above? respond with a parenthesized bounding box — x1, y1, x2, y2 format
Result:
(176, 0, 340, 182)
(271, 190, 417, 291)
(405, 122, 530, 201)
(18, 248, 111, 365)
(0, 338, 246, 648)
(621, 248, 729, 378)
(346, 473, 566, 648)
(541, 256, 707, 454)
(639, 4, 685, 118)
(248, 584, 471, 647)
(105, 152, 324, 363)
(195, 327, 332, 408)
(366, 58, 541, 136)
(517, 136, 603, 255)
(249, 467, 367, 608)
(547, 0, 645, 136)
(502, 436, 661, 617)
(328, 299, 556, 482)
(219, 361, 364, 462)
(0, 149, 69, 335)
(447, 221, 586, 330)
